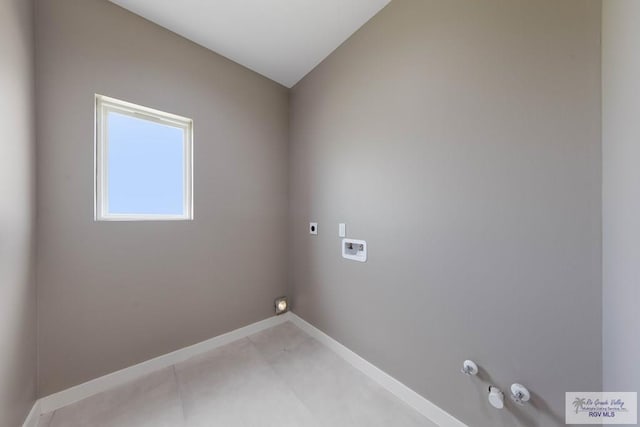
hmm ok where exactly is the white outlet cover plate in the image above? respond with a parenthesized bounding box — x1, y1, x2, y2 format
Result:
(309, 222, 318, 235)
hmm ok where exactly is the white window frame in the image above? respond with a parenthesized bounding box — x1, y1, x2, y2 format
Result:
(94, 94, 193, 221)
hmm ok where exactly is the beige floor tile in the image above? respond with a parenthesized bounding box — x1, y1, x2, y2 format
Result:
(48, 367, 185, 427)
(43, 322, 436, 427)
(248, 321, 312, 362)
(261, 331, 436, 427)
(174, 338, 320, 427)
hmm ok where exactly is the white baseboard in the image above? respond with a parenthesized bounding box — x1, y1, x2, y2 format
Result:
(26, 311, 465, 427)
(288, 313, 467, 427)
(35, 313, 291, 416)
(22, 400, 41, 427)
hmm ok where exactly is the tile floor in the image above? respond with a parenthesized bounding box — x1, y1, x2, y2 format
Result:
(37, 321, 436, 427)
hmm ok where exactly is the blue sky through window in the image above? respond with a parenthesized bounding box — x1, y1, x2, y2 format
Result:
(107, 112, 185, 215)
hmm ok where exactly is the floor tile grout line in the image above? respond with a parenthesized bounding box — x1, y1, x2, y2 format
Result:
(250, 341, 321, 425)
(246, 322, 315, 355)
(249, 322, 433, 426)
(246, 325, 323, 425)
(172, 365, 188, 425)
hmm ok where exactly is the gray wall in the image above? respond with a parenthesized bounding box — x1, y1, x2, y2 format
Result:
(36, 0, 289, 395)
(289, 1, 602, 426)
(0, 0, 38, 425)
(602, 0, 640, 398)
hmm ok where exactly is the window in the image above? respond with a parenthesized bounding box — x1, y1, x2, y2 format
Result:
(95, 95, 193, 221)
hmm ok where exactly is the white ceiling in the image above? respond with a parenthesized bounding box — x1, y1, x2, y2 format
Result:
(109, 0, 391, 88)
